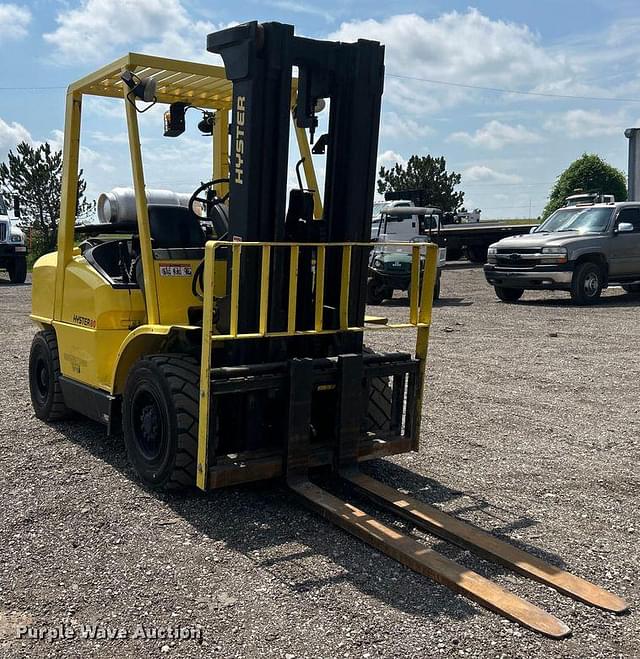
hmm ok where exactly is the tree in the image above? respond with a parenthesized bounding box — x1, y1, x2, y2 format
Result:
(377, 155, 464, 212)
(542, 153, 627, 219)
(0, 141, 93, 253)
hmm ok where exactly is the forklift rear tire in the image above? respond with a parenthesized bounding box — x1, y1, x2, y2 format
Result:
(494, 286, 523, 302)
(29, 330, 71, 421)
(8, 256, 27, 284)
(122, 354, 200, 490)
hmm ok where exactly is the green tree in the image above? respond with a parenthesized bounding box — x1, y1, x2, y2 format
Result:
(377, 154, 464, 212)
(542, 153, 627, 219)
(0, 141, 93, 254)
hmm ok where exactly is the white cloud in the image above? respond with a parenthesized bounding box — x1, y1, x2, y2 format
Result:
(0, 118, 33, 153)
(267, 1, 336, 23)
(543, 109, 629, 138)
(0, 3, 31, 40)
(462, 165, 523, 184)
(377, 150, 406, 171)
(330, 10, 573, 113)
(380, 112, 431, 140)
(44, 0, 220, 64)
(450, 120, 542, 150)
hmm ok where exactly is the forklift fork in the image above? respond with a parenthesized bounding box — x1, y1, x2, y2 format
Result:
(284, 355, 627, 639)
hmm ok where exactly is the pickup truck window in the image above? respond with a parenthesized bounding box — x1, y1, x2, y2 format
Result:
(616, 207, 640, 231)
(538, 207, 612, 233)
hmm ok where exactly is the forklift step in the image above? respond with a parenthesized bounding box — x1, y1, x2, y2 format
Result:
(344, 472, 628, 614)
(290, 480, 571, 639)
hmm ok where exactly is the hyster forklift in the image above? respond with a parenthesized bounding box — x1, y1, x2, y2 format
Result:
(29, 22, 626, 637)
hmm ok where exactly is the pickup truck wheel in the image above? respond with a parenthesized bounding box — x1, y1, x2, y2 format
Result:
(494, 286, 523, 302)
(8, 256, 27, 284)
(570, 262, 603, 305)
(622, 283, 640, 294)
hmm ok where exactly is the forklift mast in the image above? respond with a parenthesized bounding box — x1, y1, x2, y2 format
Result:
(207, 21, 385, 339)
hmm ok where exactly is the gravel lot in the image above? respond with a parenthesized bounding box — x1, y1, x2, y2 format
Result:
(1, 266, 638, 658)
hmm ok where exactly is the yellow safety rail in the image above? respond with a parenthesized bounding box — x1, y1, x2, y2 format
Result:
(197, 241, 438, 489)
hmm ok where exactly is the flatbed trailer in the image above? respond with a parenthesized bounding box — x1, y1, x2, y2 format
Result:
(432, 222, 538, 262)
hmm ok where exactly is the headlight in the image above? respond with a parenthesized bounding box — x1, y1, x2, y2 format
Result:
(10, 234, 23, 243)
(487, 245, 497, 263)
(540, 246, 568, 264)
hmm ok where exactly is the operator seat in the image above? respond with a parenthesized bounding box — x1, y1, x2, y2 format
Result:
(147, 204, 206, 249)
(135, 204, 206, 295)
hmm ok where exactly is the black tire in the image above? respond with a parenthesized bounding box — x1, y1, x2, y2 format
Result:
(9, 256, 27, 284)
(29, 330, 71, 421)
(122, 354, 200, 490)
(494, 286, 524, 302)
(570, 262, 603, 305)
(367, 277, 390, 305)
(467, 245, 488, 263)
(362, 347, 392, 434)
(622, 283, 640, 294)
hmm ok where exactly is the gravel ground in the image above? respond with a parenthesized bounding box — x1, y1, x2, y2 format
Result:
(0, 266, 638, 658)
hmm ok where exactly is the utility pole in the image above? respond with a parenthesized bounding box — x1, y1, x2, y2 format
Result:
(624, 127, 640, 201)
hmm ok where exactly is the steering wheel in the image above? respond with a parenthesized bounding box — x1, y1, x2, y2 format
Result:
(188, 178, 230, 218)
(190, 178, 230, 302)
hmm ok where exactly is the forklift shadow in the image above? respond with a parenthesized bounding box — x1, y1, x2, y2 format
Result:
(57, 417, 580, 623)
(358, 459, 573, 576)
(56, 420, 488, 622)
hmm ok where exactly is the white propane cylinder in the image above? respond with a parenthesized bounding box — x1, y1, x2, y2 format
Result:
(97, 188, 191, 223)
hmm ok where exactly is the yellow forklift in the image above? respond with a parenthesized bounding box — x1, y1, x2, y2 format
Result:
(29, 21, 626, 638)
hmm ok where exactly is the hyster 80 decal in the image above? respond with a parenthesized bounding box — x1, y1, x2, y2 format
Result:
(235, 95, 245, 185)
(72, 314, 96, 328)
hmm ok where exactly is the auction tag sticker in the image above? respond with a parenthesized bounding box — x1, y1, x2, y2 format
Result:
(159, 263, 192, 277)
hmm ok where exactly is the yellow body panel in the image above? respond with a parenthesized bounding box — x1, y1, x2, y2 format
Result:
(154, 258, 227, 325)
(31, 252, 57, 324)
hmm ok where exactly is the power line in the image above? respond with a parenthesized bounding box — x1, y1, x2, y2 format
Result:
(0, 86, 65, 91)
(3, 74, 640, 104)
(385, 72, 640, 104)
(462, 180, 554, 187)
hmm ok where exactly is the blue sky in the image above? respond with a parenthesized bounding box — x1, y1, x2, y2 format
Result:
(1, 0, 639, 218)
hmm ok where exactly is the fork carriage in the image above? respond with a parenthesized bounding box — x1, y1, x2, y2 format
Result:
(196, 240, 438, 490)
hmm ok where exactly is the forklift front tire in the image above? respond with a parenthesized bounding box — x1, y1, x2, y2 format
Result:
(122, 354, 200, 490)
(29, 330, 71, 421)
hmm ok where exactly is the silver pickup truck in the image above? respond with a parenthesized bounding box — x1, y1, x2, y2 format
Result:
(484, 201, 640, 304)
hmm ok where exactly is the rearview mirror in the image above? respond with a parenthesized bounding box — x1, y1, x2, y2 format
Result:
(617, 222, 634, 233)
(529, 226, 537, 233)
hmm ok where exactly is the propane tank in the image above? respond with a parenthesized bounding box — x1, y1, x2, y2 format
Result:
(97, 187, 191, 223)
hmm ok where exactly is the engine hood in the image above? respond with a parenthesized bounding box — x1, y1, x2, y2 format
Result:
(492, 231, 600, 249)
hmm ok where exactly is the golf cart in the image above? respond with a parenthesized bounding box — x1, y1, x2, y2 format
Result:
(367, 206, 446, 304)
